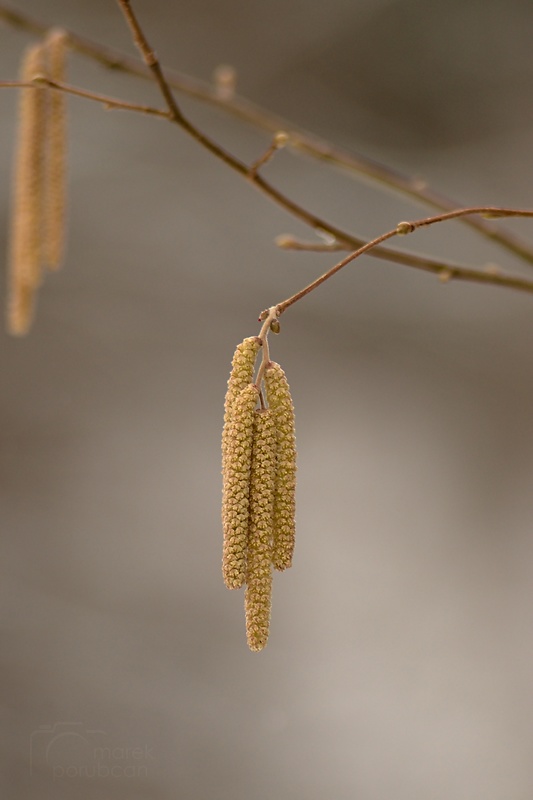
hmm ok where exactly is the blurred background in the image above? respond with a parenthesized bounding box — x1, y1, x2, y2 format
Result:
(2, 0, 533, 797)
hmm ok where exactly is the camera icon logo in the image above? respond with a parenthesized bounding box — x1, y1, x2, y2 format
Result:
(29, 722, 106, 777)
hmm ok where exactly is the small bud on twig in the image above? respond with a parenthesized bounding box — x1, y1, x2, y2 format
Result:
(213, 64, 237, 100)
(396, 221, 415, 235)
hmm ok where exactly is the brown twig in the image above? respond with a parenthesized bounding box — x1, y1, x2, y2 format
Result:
(275, 209, 533, 315)
(1, 2, 532, 266)
(3, 4, 533, 301)
(111, 0, 490, 283)
(248, 131, 289, 178)
(20, 78, 169, 117)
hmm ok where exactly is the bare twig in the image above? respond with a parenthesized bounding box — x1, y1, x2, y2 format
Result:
(23, 77, 169, 117)
(248, 131, 289, 178)
(3, 4, 533, 302)
(1, 2, 532, 266)
(115, 0, 184, 123)
(111, 0, 499, 284)
(274, 208, 533, 315)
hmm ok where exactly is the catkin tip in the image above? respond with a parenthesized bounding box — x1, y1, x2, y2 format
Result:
(7, 281, 35, 336)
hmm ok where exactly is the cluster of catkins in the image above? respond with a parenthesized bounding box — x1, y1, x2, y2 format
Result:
(222, 336, 296, 651)
(7, 30, 68, 335)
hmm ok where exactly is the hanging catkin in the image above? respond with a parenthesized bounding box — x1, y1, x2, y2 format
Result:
(221, 338, 261, 588)
(245, 408, 276, 651)
(44, 29, 68, 271)
(222, 383, 259, 589)
(222, 337, 260, 470)
(7, 42, 47, 335)
(264, 361, 297, 571)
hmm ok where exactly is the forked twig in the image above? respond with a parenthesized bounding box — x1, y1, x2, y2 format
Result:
(2, 1, 533, 266)
(2, 2, 533, 305)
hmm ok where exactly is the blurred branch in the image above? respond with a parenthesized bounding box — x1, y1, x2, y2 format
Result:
(1, 2, 533, 267)
(0, 78, 169, 117)
(2, 2, 533, 306)
(0, 7, 498, 282)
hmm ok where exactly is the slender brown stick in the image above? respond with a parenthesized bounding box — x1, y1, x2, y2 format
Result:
(7, 79, 519, 292)
(277, 230, 398, 313)
(275, 211, 533, 315)
(1, 2, 532, 266)
(24, 78, 169, 118)
(2, 3, 533, 280)
(3, 5, 533, 300)
(112, 0, 477, 281)
(115, 0, 184, 123)
(408, 207, 533, 228)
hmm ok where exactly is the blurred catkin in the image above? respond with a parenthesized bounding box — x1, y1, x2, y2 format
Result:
(222, 383, 259, 589)
(7, 42, 47, 334)
(44, 29, 68, 270)
(265, 361, 297, 571)
(245, 409, 276, 651)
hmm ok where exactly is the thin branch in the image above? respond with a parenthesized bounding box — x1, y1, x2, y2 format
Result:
(3, 5, 533, 302)
(109, 0, 495, 283)
(275, 210, 533, 315)
(408, 207, 533, 228)
(248, 131, 289, 178)
(5, 78, 522, 293)
(115, 0, 184, 123)
(0, 78, 170, 117)
(1, 2, 532, 266)
(276, 230, 398, 314)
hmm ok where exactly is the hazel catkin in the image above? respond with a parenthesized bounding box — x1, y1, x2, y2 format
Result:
(44, 29, 68, 271)
(222, 383, 259, 589)
(7, 42, 47, 334)
(245, 408, 276, 651)
(222, 337, 261, 468)
(264, 361, 297, 571)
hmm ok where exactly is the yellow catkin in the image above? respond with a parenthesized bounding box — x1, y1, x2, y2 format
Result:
(222, 337, 261, 463)
(221, 337, 261, 586)
(265, 361, 297, 571)
(7, 42, 47, 334)
(245, 409, 276, 652)
(222, 383, 259, 589)
(44, 29, 68, 270)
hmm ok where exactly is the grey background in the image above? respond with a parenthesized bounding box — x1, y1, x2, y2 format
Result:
(2, 1, 533, 798)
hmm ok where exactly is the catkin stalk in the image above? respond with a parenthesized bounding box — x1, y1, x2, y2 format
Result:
(7, 43, 47, 334)
(265, 361, 297, 571)
(222, 383, 259, 589)
(44, 29, 68, 270)
(245, 409, 276, 651)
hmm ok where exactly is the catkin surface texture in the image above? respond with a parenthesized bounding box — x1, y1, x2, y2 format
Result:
(245, 408, 276, 651)
(265, 361, 297, 571)
(222, 383, 259, 589)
